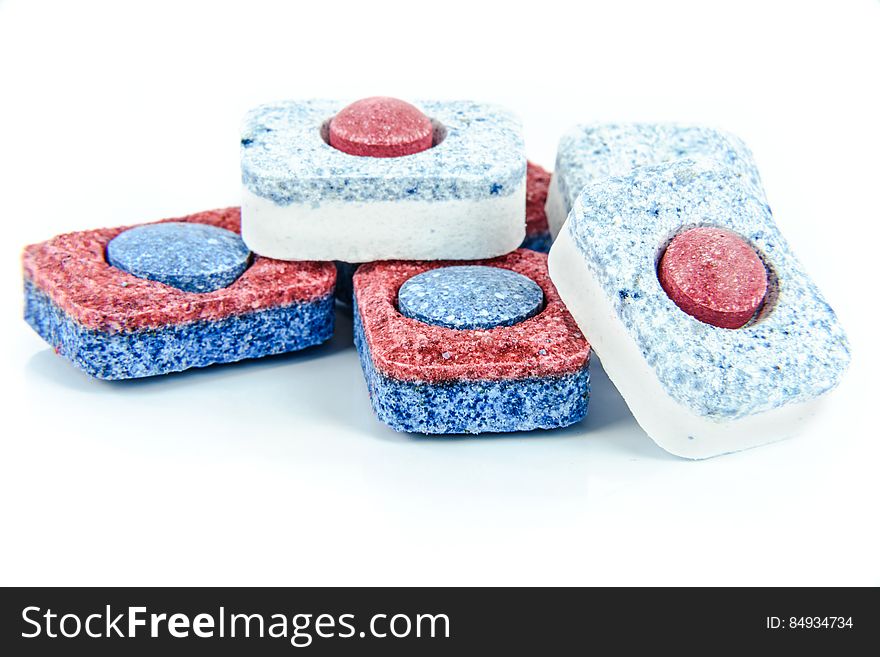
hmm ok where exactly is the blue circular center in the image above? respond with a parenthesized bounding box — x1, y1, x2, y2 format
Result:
(398, 265, 544, 330)
(107, 222, 251, 293)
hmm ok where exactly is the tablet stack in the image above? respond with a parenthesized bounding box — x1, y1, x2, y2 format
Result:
(21, 100, 849, 455)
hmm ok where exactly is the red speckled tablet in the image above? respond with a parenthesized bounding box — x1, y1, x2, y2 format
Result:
(328, 97, 434, 158)
(658, 227, 768, 329)
(22, 207, 335, 333)
(354, 249, 589, 383)
(526, 161, 551, 238)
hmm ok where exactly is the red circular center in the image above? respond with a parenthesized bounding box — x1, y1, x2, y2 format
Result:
(328, 97, 433, 158)
(658, 227, 768, 329)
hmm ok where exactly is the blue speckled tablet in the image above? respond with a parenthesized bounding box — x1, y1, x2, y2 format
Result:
(353, 251, 591, 434)
(22, 208, 337, 380)
(398, 266, 543, 330)
(546, 123, 765, 238)
(547, 158, 850, 458)
(107, 222, 251, 293)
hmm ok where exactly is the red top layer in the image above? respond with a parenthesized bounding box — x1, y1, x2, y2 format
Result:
(22, 207, 336, 333)
(658, 227, 768, 329)
(328, 97, 434, 158)
(526, 161, 551, 237)
(354, 249, 590, 382)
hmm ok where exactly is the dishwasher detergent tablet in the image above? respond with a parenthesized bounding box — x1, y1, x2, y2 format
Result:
(353, 249, 590, 434)
(548, 159, 850, 458)
(23, 208, 335, 380)
(545, 123, 764, 239)
(241, 98, 527, 262)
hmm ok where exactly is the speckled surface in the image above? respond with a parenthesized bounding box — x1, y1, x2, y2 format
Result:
(659, 227, 768, 329)
(25, 279, 334, 379)
(331, 160, 550, 301)
(552, 123, 765, 219)
(354, 303, 589, 434)
(353, 249, 590, 383)
(563, 158, 850, 420)
(106, 222, 251, 293)
(241, 99, 526, 205)
(328, 97, 433, 158)
(524, 161, 551, 251)
(398, 266, 543, 330)
(22, 207, 335, 332)
(22, 207, 336, 379)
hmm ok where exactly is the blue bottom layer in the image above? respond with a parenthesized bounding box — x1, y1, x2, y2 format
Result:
(354, 300, 589, 434)
(520, 231, 552, 253)
(24, 279, 334, 380)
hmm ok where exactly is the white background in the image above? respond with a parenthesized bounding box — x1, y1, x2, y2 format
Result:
(1, 0, 877, 586)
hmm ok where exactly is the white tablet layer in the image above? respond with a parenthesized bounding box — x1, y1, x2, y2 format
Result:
(545, 123, 764, 239)
(241, 100, 526, 262)
(548, 159, 850, 459)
